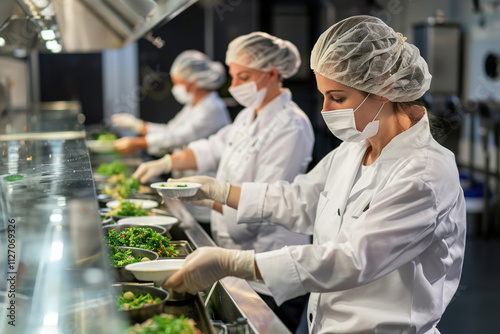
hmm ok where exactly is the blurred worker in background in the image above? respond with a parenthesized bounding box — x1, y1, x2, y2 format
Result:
(112, 49, 230, 157)
(133, 32, 315, 332)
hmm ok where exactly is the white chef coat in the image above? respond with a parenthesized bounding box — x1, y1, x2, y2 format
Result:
(189, 89, 314, 255)
(237, 113, 466, 333)
(145, 91, 230, 156)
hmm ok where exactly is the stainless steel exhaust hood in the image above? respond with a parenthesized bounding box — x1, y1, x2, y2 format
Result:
(0, 0, 198, 54)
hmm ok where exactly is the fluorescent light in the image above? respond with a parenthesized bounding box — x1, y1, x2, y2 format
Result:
(45, 40, 59, 50)
(43, 313, 58, 326)
(41, 30, 56, 40)
(0, 37, 5, 47)
(51, 44, 62, 53)
(50, 241, 63, 262)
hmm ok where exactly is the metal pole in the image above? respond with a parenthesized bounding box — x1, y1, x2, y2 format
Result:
(28, 48, 40, 105)
(204, 3, 214, 59)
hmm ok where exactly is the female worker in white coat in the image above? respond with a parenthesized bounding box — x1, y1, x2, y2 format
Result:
(165, 16, 467, 334)
(112, 50, 231, 156)
(133, 32, 315, 332)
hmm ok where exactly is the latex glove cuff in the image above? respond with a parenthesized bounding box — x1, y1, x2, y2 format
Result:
(231, 249, 257, 281)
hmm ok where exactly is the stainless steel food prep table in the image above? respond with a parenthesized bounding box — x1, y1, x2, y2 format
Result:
(0, 103, 290, 334)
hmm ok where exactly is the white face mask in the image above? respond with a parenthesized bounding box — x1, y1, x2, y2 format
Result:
(171, 84, 194, 105)
(321, 93, 385, 142)
(228, 74, 268, 109)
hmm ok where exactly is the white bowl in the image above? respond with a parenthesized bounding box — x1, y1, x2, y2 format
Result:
(106, 199, 159, 210)
(150, 182, 201, 198)
(125, 259, 185, 285)
(86, 140, 115, 153)
(117, 216, 179, 231)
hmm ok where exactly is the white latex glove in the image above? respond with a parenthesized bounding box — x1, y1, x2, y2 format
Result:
(133, 155, 172, 183)
(111, 113, 144, 134)
(168, 176, 230, 205)
(164, 247, 256, 294)
(186, 199, 215, 209)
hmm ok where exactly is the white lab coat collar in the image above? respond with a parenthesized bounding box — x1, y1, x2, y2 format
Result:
(241, 89, 292, 132)
(376, 111, 431, 162)
(186, 91, 218, 110)
(327, 112, 432, 222)
(342, 111, 432, 167)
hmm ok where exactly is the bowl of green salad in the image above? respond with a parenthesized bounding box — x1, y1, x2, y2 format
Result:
(104, 226, 179, 258)
(87, 132, 118, 153)
(99, 200, 152, 221)
(109, 246, 159, 282)
(113, 284, 168, 324)
(150, 182, 201, 198)
(124, 314, 201, 334)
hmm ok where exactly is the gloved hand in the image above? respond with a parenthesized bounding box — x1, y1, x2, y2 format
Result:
(111, 113, 144, 134)
(114, 137, 141, 155)
(133, 155, 172, 183)
(164, 247, 256, 294)
(168, 176, 230, 205)
(186, 199, 215, 209)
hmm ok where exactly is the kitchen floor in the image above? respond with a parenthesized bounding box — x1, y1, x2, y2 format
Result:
(437, 236, 500, 333)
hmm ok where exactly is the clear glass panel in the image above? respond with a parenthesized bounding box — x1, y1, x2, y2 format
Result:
(0, 104, 125, 334)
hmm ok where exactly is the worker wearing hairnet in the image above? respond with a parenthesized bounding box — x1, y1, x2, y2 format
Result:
(133, 32, 314, 332)
(112, 50, 230, 156)
(164, 16, 466, 334)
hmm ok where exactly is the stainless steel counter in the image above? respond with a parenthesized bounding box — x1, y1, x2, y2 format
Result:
(0, 102, 291, 334)
(0, 136, 127, 333)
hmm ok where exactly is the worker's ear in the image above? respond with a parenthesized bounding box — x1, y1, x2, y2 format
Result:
(268, 68, 280, 83)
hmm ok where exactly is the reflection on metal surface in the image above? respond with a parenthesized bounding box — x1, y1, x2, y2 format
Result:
(0, 131, 86, 141)
(0, 104, 125, 333)
(0, 101, 84, 136)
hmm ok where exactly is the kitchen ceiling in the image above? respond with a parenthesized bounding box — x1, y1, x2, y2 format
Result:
(0, 0, 198, 55)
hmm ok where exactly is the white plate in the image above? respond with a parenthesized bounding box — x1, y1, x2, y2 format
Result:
(118, 216, 179, 231)
(150, 182, 201, 198)
(125, 259, 185, 285)
(106, 199, 159, 209)
(86, 140, 115, 153)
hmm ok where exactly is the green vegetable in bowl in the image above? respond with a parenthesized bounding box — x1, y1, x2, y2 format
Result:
(103, 175, 140, 199)
(110, 247, 151, 267)
(97, 132, 117, 141)
(118, 291, 162, 311)
(106, 227, 179, 258)
(123, 291, 135, 301)
(120, 177, 141, 198)
(126, 314, 200, 334)
(159, 183, 188, 187)
(108, 201, 148, 217)
(96, 161, 127, 176)
(4, 174, 24, 182)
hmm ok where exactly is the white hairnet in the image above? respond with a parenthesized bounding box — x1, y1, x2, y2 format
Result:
(311, 15, 432, 102)
(170, 50, 226, 90)
(225, 32, 301, 79)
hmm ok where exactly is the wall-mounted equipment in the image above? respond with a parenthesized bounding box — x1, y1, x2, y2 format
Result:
(414, 21, 463, 97)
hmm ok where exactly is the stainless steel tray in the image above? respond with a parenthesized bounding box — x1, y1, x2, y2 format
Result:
(164, 292, 216, 334)
(116, 283, 215, 334)
(167, 240, 193, 258)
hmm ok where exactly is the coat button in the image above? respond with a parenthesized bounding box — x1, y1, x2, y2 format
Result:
(309, 313, 313, 322)
(337, 208, 341, 216)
